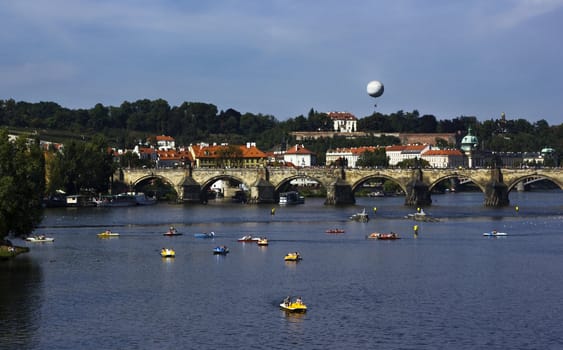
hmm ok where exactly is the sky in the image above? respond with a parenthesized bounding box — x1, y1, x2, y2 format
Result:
(1, 0, 563, 125)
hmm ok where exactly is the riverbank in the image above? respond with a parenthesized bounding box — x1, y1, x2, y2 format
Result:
(0, 244, 29, 259)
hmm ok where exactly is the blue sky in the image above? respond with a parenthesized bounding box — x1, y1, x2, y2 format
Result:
(1, 0, 562, 125)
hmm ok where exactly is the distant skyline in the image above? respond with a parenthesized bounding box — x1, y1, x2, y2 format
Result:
(1, 0, 562, 125)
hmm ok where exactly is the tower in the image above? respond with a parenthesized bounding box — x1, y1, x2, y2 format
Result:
(460, 127, 479, 168)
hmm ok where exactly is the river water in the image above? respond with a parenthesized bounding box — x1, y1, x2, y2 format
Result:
(1, 191, 562, 349)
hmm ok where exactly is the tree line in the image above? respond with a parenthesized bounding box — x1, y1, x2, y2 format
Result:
(2, 99, 561, 156)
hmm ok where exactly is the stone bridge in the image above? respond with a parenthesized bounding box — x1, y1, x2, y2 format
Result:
(120, 167, 563, 207)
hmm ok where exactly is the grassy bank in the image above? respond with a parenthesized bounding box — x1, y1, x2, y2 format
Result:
(0, 245, 30, 259)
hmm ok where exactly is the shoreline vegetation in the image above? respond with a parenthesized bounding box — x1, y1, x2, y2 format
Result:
(0, 244, 29, 259)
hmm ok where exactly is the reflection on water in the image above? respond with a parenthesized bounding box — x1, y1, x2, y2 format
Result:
(0, 257, 42, 349)
(2, 191, 562, 349)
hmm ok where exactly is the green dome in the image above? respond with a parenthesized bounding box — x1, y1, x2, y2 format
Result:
(461, 127, 478, 152)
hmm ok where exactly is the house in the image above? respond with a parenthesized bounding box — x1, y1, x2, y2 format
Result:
(134, 146, 158, 162)
(156, 150, 182, 168)
(283, 144, 316, 167)
(421, 149, 464, 168)
(190, 142, 267, 168)
(328, 112, 357, 133)
(154, 135, 175, 151)
(385, 145, 430, 166)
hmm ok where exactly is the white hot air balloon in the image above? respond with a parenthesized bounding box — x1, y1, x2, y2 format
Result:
(366, 80, 384, 107)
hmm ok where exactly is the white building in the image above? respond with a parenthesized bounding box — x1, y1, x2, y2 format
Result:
(328, 112, 357, 133)
(283, 144, 316, 167)
(385, 145, 430, 166)
(155, 135, 175, 151)
(421, 149, 464, 168)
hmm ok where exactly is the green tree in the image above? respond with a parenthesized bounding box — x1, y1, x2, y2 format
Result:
(356, 148, 389, 167)
(0, 130, 45, 239)
(49, 137, 114, 195)
(396, 158, 430, 168)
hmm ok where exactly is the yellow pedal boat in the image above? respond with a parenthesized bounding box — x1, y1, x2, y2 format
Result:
(97, 231, 120, 238)
(284, 252, 302, 261)
(160, 248, 175, 258)
(280, 297, 307, 312)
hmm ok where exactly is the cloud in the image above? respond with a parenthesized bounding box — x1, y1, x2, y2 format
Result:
(1, 0, 561, 123)
(494, 0, 563, 28)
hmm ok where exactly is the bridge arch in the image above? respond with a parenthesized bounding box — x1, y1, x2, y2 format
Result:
(506, 174, 563, 192)
(350, 174, 408, 194)
(130, 174, 175, 187)
(200, 175, 249, 191)
(273, 174, 327, 192)
(428, 174, 486, 193)
(128, 174, 180, 197)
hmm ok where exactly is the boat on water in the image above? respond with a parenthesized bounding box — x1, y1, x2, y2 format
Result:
(279, 191, 305, 205)
(97, 230, 120, 238)
(213, 245, 229, 255)
(280, 297, 307, 312)
(94, 193, 138, 207)
(126, 192, 157, 205)
(325, 228, 345, 234)
(25, 235, 54, 243)
(483, 231, 508, 237)
(163, 226, 182, 236)
(231, 190, 247, 203)
(160, 248, 175, 258)
(349, 209, 369, 222)
(367, 190, 385, 197)
(405, 208, 440, 222)
(284, 252, 302, 261)
(367, 232, 400, 240)
(256, 237, 269, 246)
(194, 232, 215, 239)
(237, 235, 260, 242)
(65, 194, 96, 207)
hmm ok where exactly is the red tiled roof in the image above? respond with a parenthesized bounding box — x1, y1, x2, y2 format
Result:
(285, 144, 315, 155)
(156, 135, 175, 141)
(386, 145, 428, 152)
(422, 149, 463, 156)
(194, 144, 267, 159)
(139, 147, 156, 155)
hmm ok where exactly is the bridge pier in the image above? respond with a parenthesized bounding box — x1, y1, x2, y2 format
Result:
(483, 167, 509, 207)
(248, 179, 275, 204)
(181, 177, 201, 203)
(404, 168, 432, 207)
(325, 179, 355, 205)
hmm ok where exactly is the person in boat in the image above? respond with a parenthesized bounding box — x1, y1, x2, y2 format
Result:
(105, 230, 111, 235)
(284, 296, 291, 306)
(296, 297, 302, 304)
